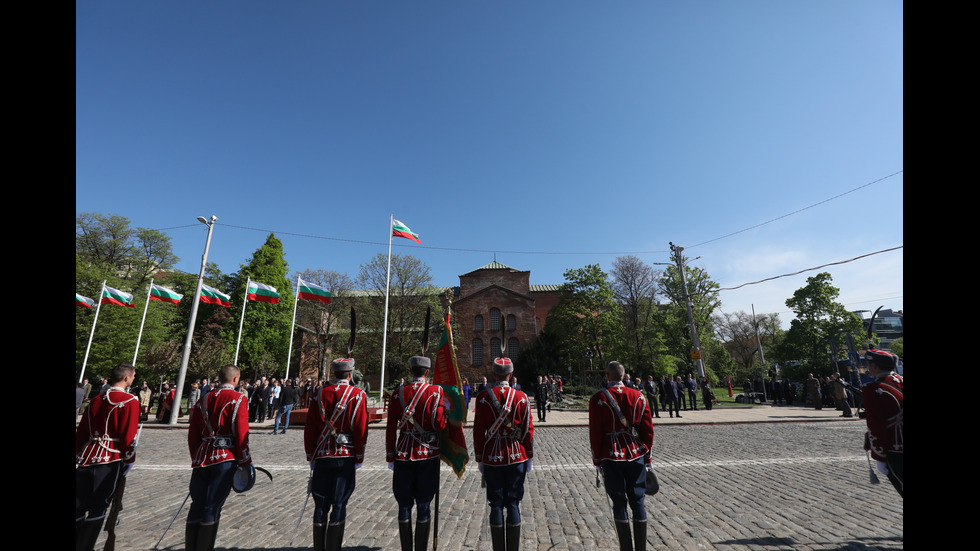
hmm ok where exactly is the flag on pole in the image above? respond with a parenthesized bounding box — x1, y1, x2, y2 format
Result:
(76, 294, 95, 308)
(297, 278, 331, 304)
(101, 286, 135, 308)
(149, 283, 183, 304)
(200, 284, 232, 307)
(392, 219, 421, 243)
(246, 280, 280, 304)
(432, 311, 469, 478)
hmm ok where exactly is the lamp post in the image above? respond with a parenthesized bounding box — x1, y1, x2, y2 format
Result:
(669, 243, 706, 379)
(168, 215, 218, 425)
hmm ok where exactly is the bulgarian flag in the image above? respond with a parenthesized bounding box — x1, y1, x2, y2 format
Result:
(101, 286, 135, 308)
(297, 278, 331, 304)
(200, 284, 232, 307)
(247, 280, 280, 304)
(392, 218, 421, 243)
(149, 283, 183, 304)
(432, 311, 469, 478)
(76, 294, 95, 308)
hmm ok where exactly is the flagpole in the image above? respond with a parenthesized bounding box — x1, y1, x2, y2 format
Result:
(79, 280, 107, 383)
(170, 215, 217, 426)
(380, 214, 394, 402)
(133, 283, 152, 366)
(285, 275, 301, 381)
(234, 276, 250, 365)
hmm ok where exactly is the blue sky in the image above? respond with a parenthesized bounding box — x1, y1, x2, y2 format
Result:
(76, 1, 903, 327)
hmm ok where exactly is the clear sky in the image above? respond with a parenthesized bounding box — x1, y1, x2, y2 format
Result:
(76, 1, 903, 327)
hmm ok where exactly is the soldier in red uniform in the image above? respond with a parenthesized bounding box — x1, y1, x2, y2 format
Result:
(862, 349, 903, 497)
(185, 364, 252, 551)
(386, 356, 447, 551)
(76, 363, 139, 551)
(473, 357, 534, 551)
(304, 358, 369, 551)
(589, 361, 655, 551)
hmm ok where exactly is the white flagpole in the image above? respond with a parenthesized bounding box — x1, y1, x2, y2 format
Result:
(133, 283, 152, 366)
(79, 280, 106, 383)
(285, 275, 301, 381)
(234, 276, 250, 365)
(380, 214, 394, 401)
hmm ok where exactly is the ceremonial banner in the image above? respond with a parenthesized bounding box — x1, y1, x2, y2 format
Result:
(200, 284, 232, 307)
(432, 311, 469, 478)
(149, 283, 183, 304)
(101, 286, 135, 307)
(76, 294, 95, 308)
(246, 281, 280, 304)
(392, 218, 421, 243)
(297, 278, 331, 304)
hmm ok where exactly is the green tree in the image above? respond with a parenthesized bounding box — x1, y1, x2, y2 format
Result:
(656, 255, 722, 377)
(76, 212, 178, 291)
(546, 264, 624, 370)
(356, 253, 441, 387)
(776, 272, 863, 374)
(610, 255, 666, 376)
(889, 337, 903, 358)
(229, 234, 293, 380)
(713, 310, 783, 382)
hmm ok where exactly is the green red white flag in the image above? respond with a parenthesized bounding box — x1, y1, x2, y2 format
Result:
(200, 284, 232, 307)
(297, 278, 331, 304)
(149, 283, 183, 304)
(247, 280, 280, 304)
(76, 294, 95, 308)
(392, 219, 421, 243)
(101, 286, 135, 308)
(432, 311, 469, 478)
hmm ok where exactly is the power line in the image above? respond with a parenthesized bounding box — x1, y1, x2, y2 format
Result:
(716, 245, 904, 292)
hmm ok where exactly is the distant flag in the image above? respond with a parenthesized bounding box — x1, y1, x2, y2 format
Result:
(432, 311, 469, 478)
(149, 283, 183, 304)
(101, 286, 135, 308)
(76, 294, 95, 308)
(246, 280, 280, 304)
(200, 284, 232, 307)
(297, 278, 331, 304)
(392, 218, 421, 243)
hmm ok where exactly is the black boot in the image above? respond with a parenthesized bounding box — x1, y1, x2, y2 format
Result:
(614, 519, 633, 551)
(313, 522, 327, 551)
(76, 518, 103, 551)
(326, 521, 345, 551)
(185, 522, 201, 551)
(198, 521, 218, 551)
(633, 519, 647, 551)
(414, 519, 430, 551)
(506, 523, 521, 551)
(490, 524, 505, 551)
(398, 520, 413, 551)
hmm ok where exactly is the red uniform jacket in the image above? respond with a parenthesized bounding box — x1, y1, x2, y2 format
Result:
(589, 382, 654, 466)
(473, 382, 534, 466)
(188, 384, 252, 468)
(76, 387, 140, 466)
(305, 380, 368, 463)
(386, 380, 446, 462)
(862, 372, 903, 462)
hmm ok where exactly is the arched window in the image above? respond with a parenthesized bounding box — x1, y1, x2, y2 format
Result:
(489, 308, 501, 331)
(472, 339, 483, 365)
(490, 337, 502, 361)
(508, 337, 520, 358)
(474, 315, 483, 332)
(507, 314, 517, 331)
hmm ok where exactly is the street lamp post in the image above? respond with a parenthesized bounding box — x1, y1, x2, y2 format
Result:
(168, 215, 218, 425)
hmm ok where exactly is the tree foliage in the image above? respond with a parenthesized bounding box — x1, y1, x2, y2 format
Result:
(775, 272, 863, 374)
(713, 310, 783, 381)
(609, 255, 666, 375)
(546, 264, 624, 369)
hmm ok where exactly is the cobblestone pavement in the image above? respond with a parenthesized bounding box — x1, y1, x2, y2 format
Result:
(84, 410, 902, 551)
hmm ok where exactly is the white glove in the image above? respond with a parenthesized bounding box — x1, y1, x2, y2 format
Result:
(388, 462, 395, 471)
(309, 460, 316, 470)
(526, 459, 533, 472)
(876, 460, 889, 475)
(355, 462, 362, 470)
(123, 463, 133, 477)
(477, 462, 484, 474)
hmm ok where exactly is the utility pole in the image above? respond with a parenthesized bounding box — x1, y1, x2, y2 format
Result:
(669, 242, 706, 379)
